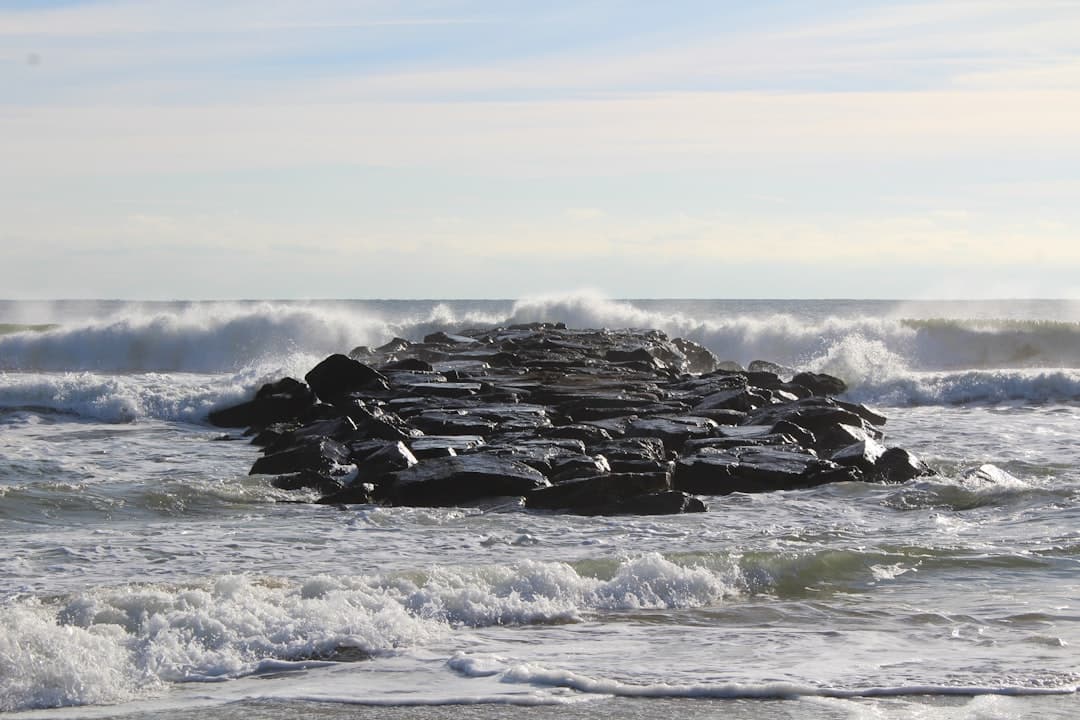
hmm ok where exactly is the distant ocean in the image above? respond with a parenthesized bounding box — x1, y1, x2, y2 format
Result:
(2, 296, 1079, 719)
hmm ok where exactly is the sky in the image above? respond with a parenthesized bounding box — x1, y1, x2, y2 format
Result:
(2, 0, 1079, 299)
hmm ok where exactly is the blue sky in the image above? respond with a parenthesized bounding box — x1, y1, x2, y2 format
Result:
(2, 0, 1079, 299)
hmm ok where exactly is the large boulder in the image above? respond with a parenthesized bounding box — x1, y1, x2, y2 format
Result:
(208, 377, 314, 428)
(304, 354, 389, 404)
(874, 447, 934, 483)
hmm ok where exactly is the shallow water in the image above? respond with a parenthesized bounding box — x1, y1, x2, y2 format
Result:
(2, 296, 1079, 717)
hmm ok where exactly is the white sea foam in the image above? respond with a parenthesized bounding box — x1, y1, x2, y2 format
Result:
(0, 371, 275, 424)
(0, 554, 738, 711)
(459, 655, 1077, 699)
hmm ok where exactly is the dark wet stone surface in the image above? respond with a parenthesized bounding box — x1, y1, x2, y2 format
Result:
(210, 324, 933, 515)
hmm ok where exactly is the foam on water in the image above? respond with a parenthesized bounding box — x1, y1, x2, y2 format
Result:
(455, 654, 1078, 700)
(9, 540, 1077, 712)
(0, 553, 740, 711)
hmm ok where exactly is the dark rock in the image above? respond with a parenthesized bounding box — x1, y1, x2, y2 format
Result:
(745, 399, 879, 441)
(671, 337, 719, 374)
(375, 337, 411, 354)
(689, 408, 748, 425)
(477, 440, 586, 474)
(525, 472, 671, 511)
(221, 324, 928, 513)
(579, 416, 636, 437)
(208, 377, 314, 428)
(605, 347, 656, 364)
(408, 435, 485, 457)
(250, 437, 351, 476)
(408, 411, 496, 436)
(385, 370, 446, 386)
(403, 382, 482, 398)
(249, 422, 299, 447)
(381, 357, 434, 372)
(263, 416, 358, 455)
(352, 441, 418, 481)
(694, 387, 767, 413)
(271, 470, 346, 495)
(595, 490, 706, 515)
(791, 371, 847, 396)
(382, 455, 550, 506)
(748, 359, 792, 376)
(423, 331, 478, 345)
(831, 438, 886, 477)
(317, 482, 377, 505)
(835, 400, 888, 427)
(814, 422, 878, 454)
(674, 446, 854, 495)
(683, 433, 800, 453)
(590, 437, 668, 464)
(549, 454, 611, 484)
(770, 420, 818, 450)
(541, 424, 613, 443)
(875, 447, 933, 483)
(305, 354, 389, 404)
(625, 416, 718, 452)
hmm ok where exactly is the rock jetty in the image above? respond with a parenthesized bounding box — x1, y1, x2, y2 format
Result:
(209, 324, 932, 515)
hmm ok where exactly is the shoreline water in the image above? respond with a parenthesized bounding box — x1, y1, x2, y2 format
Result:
(2, 297, 1079, 718)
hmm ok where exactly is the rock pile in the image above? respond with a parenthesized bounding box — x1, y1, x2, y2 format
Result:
(209, 324, 933, 515)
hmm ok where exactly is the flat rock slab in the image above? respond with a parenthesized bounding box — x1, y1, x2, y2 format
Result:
(674, 446, 854, 495)
(525, 472, 671, 511)
(383, 455, 550, 507)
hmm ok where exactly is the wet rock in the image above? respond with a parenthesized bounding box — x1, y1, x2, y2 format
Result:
(875, 447, 933, 483)
(263, 416, 358, 455)
(831, 438, 887, 477)
(596, 491, 706, 515)
(541, 424, 613, 443)
(219, 323, 932, 516)
(408, 410, 497, 436)
(250, 437, 351, 476)
(671, 337, 720, 374)
(352, 440, 418, 481)
(694, 387, 767, 413)
(375, 337, 412, 354)
(305, 354, 389, 404)
(208, 377, 314, 428)
(408, 435, 485, 457)
(674, 446, 855, 495)
(382, 455, 550, 507)
(525, 472, 672, 512)
(272, 469, 348, 495)
(423, 331, 478, 345)
(317, 482, 377, 505)
(748, 359, 792, 377)
(549, 454, 611, 483)
(791, 371, 847, 396)
(625, 415, 718, 452)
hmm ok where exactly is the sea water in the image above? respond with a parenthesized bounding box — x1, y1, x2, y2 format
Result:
(1, 295, 1079, 719)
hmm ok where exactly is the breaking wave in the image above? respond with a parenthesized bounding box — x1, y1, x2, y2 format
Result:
(2, 294, 1080, 413)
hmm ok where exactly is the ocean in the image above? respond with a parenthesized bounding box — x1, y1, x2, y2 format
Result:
(1, 296, 1078, 719)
